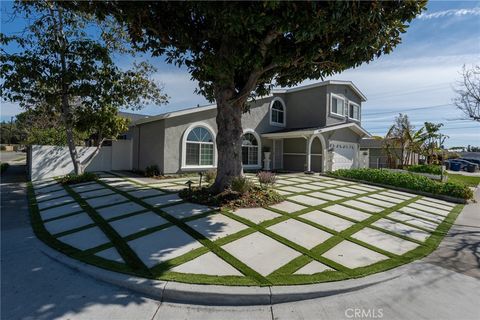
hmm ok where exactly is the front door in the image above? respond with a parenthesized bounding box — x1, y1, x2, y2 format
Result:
(272, 139, 283, 170)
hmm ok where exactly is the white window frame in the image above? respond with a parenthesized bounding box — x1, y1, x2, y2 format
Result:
(242, 129, 262, 169)
(269, 97, 286, 127)
(330, 93, 346, 118)
(181, 122, 217, 170)
(348, 102, 361, 121)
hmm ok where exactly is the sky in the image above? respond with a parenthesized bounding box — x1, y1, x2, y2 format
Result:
(1, 1, 479, 147)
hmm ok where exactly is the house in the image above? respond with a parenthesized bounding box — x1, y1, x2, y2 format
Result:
(360, 137, 419, 169)
(128, 80, 371, 174)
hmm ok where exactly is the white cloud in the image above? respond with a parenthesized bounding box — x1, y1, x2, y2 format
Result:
(418, 8, 480, 20)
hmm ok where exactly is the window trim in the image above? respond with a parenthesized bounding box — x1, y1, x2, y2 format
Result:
(181, 122, 217, 169)
(330, 93, 346, 118)
(242, 128, 262, 169)
(269, 97, 286, 127)
(348, 102, 361, 121)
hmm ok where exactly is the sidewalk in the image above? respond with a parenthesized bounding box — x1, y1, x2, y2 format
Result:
(2, 166, 479, 319)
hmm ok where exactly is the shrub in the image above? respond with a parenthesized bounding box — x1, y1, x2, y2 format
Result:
(407, 164, 442, 175)
(0, 145, 5, 151)
(59, 172, 97, 185)
(144, 165, 160, 177)
(230, 176, 254, 193)
(0, 162, 10, 174)
(330, 168, 473, 200)
(257, 171, 276, 189)
(179, 186, 284, 209)
(204, 170, 217, 184)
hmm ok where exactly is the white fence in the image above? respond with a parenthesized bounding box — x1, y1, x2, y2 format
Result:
(28, 140, 133, 181)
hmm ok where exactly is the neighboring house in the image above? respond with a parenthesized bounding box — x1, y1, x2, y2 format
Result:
(128, 80, 371, 174)
(360, 138, 419, 169)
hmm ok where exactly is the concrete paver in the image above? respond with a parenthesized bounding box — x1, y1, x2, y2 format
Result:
(322, 240, 388, 268)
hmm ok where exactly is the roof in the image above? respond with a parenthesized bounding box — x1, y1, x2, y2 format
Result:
(261, 122, 371, 138)
(118, 111, 150, 122)
(360, 138, 385, 149)
(272, 80, 367, 102)
(131, 80, 367, 126)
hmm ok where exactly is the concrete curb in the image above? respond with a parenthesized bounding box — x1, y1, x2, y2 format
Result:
(37, 240, 407, 306)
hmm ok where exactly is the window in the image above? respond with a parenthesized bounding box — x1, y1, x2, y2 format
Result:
(349, 103, 360, 120)
(242, 133, 259, 166)
(331, 95, 345, 116)
(185, 127, 214, 166)
(270, 98, 286, 126)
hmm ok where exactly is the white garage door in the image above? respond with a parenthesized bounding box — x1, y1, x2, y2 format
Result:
(330, 141, 357, 171)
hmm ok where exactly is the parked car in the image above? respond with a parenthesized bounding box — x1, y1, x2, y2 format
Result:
(446, 159, 479, 172)
(462, 157, 480, 166)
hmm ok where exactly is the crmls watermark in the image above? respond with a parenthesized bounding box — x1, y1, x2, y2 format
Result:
(345, 308, 384, 319)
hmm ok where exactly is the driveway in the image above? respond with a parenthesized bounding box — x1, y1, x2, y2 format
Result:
(2, 167, 479, 319)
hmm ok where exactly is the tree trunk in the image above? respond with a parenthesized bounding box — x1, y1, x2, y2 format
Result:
(211, 87, 245, 193)
(54, 4, 82, 175)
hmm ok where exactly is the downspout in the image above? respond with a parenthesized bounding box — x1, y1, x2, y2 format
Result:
(137, 125, 141, 170)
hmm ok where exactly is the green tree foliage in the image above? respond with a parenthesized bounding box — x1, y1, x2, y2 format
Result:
(0, 1, 167, 173)
(66, 1, 426, 190)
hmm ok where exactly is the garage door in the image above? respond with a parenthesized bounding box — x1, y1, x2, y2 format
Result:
(330, 141, 357, 171)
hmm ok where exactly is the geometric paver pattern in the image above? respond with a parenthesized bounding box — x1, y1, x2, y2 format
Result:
(30, 171, 460, 286)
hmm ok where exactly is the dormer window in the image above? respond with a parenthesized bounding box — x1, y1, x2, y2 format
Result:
(349, 102, 360, 120)
(330, 94, 345, 117)
(270, 97, 286, 127)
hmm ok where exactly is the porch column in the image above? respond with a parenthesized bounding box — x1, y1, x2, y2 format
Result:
(306, 135, 312, 172)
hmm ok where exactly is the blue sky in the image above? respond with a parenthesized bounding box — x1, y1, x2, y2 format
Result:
(1, 1, 479, 147)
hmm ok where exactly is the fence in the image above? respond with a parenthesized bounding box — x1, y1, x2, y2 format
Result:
(28, 140, 133, 181)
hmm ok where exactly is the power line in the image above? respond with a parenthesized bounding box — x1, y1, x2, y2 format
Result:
(362, 104, 453, 116)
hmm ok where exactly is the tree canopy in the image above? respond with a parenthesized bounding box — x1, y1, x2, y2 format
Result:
(1, 0, 168, 173)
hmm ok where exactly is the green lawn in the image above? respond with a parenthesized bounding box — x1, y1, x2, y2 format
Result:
(447, 173, 480, 188)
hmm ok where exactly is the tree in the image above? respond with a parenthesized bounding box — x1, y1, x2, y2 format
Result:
(454, 65, 480, 122)
(1, 1, 167, 174)
(385, 113, 415, 168)
(66, 1, 425, 191)
(423, 122, 445, 164)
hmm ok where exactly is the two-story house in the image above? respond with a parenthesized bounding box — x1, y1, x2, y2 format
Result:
(128, 80, 370, 174)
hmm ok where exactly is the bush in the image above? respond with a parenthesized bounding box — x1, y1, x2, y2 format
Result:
(0, 162, 10, 174)
(59, 172, 97, 185)
(144, 165, 160, 177)
(407, 164, 442, 175)
(257, 171, 276, 189)
(230, 176, 254, 193)
(330, 168, 473, 200)
(204, 170, 217, 184)
(0, 145, 5, 151)
(179, 186, 284, 209)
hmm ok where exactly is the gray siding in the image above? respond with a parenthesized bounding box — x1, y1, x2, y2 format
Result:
(285, 87, 327, 128)
(132, 120, 165, 171)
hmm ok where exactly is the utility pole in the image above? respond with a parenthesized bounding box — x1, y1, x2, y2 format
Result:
(9, 116, 14, 146)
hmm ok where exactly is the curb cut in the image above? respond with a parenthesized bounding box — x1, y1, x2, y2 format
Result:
(37, 240, 407, 306)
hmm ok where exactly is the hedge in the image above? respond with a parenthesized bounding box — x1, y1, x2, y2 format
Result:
(330, 168, 472, 200)
(406, 164, 442, 175)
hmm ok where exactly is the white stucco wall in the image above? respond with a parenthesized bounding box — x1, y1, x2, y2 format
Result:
(29, 140, 132, 181)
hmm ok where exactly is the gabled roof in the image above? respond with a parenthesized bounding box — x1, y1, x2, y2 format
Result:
(272, 80, 367, 102)
(262, 122, 371, 138)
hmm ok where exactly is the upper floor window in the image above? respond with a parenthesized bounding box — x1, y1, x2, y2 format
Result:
(349, 103, 360, 120)
(330, 94, 345, 117)
(242, 132, 259, 166)
(185, 126, 214, 166)
(270, 98, 286, 127)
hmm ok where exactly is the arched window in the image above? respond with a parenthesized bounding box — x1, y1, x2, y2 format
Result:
(185, 126, 214, 166)
(242, 132, 260, 166)
(270, 98, 286, 126)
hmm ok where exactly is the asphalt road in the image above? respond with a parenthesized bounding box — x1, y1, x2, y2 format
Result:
(2, 165, 479, 320)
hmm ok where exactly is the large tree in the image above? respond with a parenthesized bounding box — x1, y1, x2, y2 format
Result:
(454, 65, 480, 122)
(66, 1, 425, 191)
(1, 1, 167, 174)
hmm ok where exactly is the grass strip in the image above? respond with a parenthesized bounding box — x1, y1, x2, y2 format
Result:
(60, 182, 153, 277)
